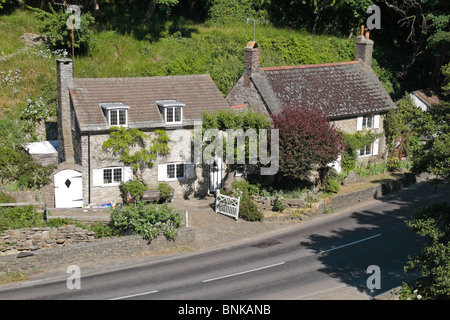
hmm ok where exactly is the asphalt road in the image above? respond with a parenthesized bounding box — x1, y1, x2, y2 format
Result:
(0, 179, 448, 300)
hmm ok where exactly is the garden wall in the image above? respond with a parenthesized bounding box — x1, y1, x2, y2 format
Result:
(0, 227, 195, 273)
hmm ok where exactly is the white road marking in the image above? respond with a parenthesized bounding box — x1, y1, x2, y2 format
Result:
(319, 233, 382, 254)
(109, 290, 158, 300)
(202, 262, 285, 283)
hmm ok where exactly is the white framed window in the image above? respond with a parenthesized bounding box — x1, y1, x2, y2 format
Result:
(158, 162, 195, 182)
(93, 166, 133, 187)
(156, 100, 185, 125)
(357, 114, 380, 131)
(358, 139, 380, 157)
(100, 102, 130, 128)
(108, 109, 128, 127)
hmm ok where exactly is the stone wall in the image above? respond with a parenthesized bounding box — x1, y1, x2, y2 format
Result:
(0, 225, 96, 256)
(0, 227, 195, 273)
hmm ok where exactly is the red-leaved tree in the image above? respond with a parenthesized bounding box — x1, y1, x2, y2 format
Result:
(271, 106, 344, 181)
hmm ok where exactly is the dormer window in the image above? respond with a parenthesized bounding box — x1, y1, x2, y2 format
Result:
(156, 100, 185, 125)
(101, 102, 130, 127)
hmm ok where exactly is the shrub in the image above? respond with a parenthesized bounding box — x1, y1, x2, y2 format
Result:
(324, 178, 340, 194)
(0, 205, 43, 232)
(239, 195, 263, 222)
(273, 196, 286, 212)
(271, 106, 344, 181)
(109, 202, 181, 241)
(120, 179, 146, 204)
(158, 182, 173, 202)
(387, 157, 401, 172)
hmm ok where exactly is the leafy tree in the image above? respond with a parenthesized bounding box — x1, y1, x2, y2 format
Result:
(29, 5, 95, 55)
(102, 127, 170, 184)
(383, 0, 450, 84)
(410, 101, 450, 183)
(340, 129, 380, 172)
(402, 202, 450, 300)
(142, 0, 179, 23)
(270, 106, 344, 182)
(442, 62, 450, 96)
(383, 94, 424, 159)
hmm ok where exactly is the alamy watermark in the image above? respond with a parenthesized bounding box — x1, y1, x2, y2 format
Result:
(366, 5, 381, 30)
(67, 265, 81, 290)
(366, 265, 381, 290)
(193, 124, 279, 175)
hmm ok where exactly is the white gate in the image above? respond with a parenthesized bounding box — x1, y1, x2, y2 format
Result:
(215, 189, 240, 220)
(54, 169, 83, 208)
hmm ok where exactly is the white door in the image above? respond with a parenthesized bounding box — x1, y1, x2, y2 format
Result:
(209, 156, 223, 193)
(54, 169, 83, 208)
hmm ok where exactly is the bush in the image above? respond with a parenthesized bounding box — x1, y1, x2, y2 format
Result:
(158, 182, 173, 202)
(109, 202, 181, 241)
(239, 195, 263, 222)
(0, 205, 43, 232)
(324, 178, 340, 194)
(387, 157, 401, 172)
(120, 179, 146, 204)
(273, 196, 286, 212)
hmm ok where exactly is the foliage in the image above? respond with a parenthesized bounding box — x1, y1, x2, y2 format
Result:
(102, 127, 170, 183)
(383, 94, 423, 159)
(402, 202, 450, 300)
(206, 0, 269, 25)
(341, 129, 381, 172)
(0, 205, 43, 232)
(120, 179, 146, 204)
(442, 62, 450, 96)
(410, 101, 450, 183)
(0, 192, 16, 204)
(273, 196, 285, 212)
(239, 195, 263, 221)
(158, 182, 173, 202)
(324, 178, 340, 193)
(270, 106, 344, 181)
(29, 5, 95, 55)
(109, 202, 182, 241)
(387, 157, 401, 172)
(0, 146, 53, 190)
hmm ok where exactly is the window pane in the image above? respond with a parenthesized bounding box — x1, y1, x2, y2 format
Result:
(110, 111, 118, 126)
(176, 163, 184, 178)
(103, 169, 112, 184)
(174, 107, 181, 122)
(113, 168, 122, 183)
(166, 107, 174, 123)
(167, 164, 175, 179)
(118, 110, 126, 125)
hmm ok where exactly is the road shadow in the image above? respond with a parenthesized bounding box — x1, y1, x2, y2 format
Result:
(299, 180, 449, 298)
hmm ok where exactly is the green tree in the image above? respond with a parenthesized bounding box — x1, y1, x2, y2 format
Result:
(383, 94, 423, 159)
(30, 5, 95, 55)
(402, 202, 450, 300)
(410, 101, 450, 183)
(102, 127, 170, 184)
(142, 0, 179, 23)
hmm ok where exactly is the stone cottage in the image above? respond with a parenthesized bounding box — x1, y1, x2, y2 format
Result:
(54, 59, 229, 208)
(226, 29, 396, 172)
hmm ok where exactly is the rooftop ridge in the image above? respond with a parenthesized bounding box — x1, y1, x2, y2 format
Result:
(260, 60, 359, 71)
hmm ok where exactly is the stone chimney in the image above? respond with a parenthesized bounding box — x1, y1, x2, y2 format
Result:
(56, 59, 75, 163)
(243, 41, 260, 87)
(355, 27, 373, 69)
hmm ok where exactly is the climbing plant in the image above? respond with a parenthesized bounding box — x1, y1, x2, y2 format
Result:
(102, 126, 170, 184)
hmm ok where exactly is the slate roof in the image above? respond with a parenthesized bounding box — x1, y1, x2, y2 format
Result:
(248, 61, 396, 119)
(69, 74, 229, 132)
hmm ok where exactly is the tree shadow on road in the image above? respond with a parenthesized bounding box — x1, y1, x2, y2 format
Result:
(299, 180, 449, 299)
